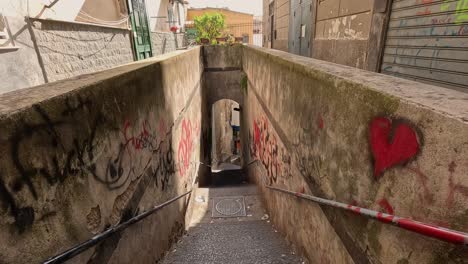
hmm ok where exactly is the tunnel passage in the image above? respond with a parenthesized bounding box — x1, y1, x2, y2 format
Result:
(203, 45, 244, 108)
(0, 44, 467, 264)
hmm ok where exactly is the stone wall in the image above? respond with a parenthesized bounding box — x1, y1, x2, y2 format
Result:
(0, 47, 209, 263)
(31, 19, 134, 83)
(151, 32, 186, 56)
(241, 46, 468, 263)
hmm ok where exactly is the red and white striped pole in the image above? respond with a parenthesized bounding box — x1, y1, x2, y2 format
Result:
(267, 186, 468, 246)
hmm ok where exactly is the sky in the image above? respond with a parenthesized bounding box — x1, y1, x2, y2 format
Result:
(187, 0, 263, 16)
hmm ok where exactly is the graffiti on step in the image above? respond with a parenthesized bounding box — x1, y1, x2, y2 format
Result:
(0, 96, 182, 232)
(250, 116, 291, 185)
(369, 117, 421, 178)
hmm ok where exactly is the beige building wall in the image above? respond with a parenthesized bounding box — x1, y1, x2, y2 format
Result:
(187, 8, 254, 44)
(147, 0, 187, 32)
(263, 0, 289, 52)
(312, 0, 373, 69)
(76, 0, 129, 28)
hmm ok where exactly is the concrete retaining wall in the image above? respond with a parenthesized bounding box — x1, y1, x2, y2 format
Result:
(0, 47, 208, 263)
(241, 46, 468, 263)
(203, 45, 244, 108)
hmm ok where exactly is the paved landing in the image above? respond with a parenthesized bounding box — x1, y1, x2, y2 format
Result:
(160, 184, 303, 264)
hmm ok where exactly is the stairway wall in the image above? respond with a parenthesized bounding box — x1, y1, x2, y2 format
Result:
(0, 48, 209, 263)
(241, 46, 468, 263)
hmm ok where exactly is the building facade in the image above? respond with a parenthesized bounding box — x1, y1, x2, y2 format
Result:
(146, 0, 187, 56)
(263, 0, 289, 51)
(264, 0, 468, 91)
(187, 8, 255, 45)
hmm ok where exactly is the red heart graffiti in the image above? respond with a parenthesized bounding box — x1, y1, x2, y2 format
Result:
(370, 117, 420, 178)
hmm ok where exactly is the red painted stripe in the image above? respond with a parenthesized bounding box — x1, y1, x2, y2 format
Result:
(397, 219, 466, 245)
(376, 212, 394, 224)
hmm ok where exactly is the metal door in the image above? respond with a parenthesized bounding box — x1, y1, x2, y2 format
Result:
(300, 0, 312, 56)
(289, 0, 301, 54)
(128, 0, 152, 60)
(289, 0, 313, 56)
(381, 0, 468, 91)
(270, 14, 275, 48)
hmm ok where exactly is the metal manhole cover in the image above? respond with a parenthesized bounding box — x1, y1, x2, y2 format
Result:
(212, 196, 246, 218)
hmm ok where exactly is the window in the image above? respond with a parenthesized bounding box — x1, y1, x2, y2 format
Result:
(242, 34, 249, 44)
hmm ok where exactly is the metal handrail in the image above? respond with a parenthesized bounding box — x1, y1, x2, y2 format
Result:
(43, 191, 192, 264)
(248, 158, 468, 246)
(266, 185, 468, 246)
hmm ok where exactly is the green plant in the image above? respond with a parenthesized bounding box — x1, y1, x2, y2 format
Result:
(240, 75, 248, 93)
(194, 13, 225, 45)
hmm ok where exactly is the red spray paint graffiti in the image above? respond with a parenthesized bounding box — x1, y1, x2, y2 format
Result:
(250, 116, 291, 184)
(370, 117, 420, 178)
(178, 119, 197, 177)
(447, 161, 468, 207)
(317, 115, 324, 130)
(123, 119, 156, 151)
(406, 166, 434, 203)
(377, 198, 395, 215)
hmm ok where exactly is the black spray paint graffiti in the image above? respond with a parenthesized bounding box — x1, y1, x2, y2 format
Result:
(0, 96, 177, 232)
(1, 98, 113, 232)
(149, 137, 175, 191)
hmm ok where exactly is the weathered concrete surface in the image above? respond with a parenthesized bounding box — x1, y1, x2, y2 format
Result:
(161, 184, 304, 264)
(0, 47, 209, 263)
(212, 100, 237, 168)
(241, 45, 468, 263)
(313, 0, 373, 69)
(203, 45, 243, 69)
(203, 45, 244, 108)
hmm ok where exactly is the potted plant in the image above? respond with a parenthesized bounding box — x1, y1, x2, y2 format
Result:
(170, 26, 178, 33)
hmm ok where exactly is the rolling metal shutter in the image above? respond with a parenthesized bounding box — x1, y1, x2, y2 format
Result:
(381, 0, 468, 91)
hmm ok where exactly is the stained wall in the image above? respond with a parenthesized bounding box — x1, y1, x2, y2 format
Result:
(242, 45, 468, 263)
(0, 47, 209, 263)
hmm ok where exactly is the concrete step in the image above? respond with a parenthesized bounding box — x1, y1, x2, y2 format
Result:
(160, 221, 303, 264)
(161, 184, 304, 264)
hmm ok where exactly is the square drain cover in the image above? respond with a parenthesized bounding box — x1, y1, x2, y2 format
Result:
(212, 196, 246, 218)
